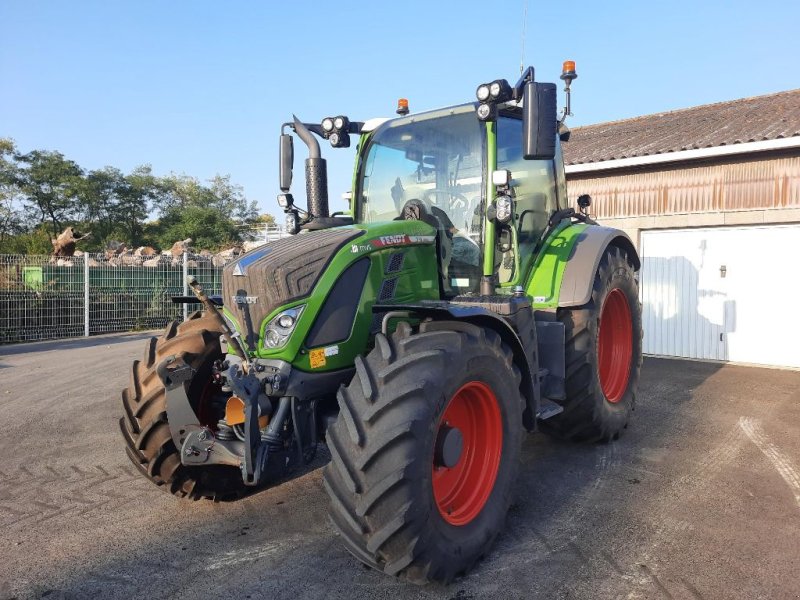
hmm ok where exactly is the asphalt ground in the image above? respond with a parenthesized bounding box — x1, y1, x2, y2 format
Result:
(0, 332, 798, 600)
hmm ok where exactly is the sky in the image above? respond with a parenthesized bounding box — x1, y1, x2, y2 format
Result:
(2, 0, 799, 217)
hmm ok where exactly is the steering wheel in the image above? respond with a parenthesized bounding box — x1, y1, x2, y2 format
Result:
(399, 198, 453, 264)
(422, 188, 470, 211)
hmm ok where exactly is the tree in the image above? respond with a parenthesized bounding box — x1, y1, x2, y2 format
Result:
(0, 138, 261, 254)
(155, 205, 240, 251)
(14, 150, 83, 238)
(151, 173, 261, 250)
(79, 166, 125, 249)
(256, 213, 276, 226)
(208, 174, 259, 223)
(117, 165, 158, 247)
(0, 138, 24, 247)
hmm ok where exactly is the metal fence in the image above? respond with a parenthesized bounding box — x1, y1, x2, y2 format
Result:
(1, 252, 228, 344)
(1, 226, 291, 345)
(240, 224, 287, 246)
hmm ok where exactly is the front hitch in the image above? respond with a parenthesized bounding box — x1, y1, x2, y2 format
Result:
(224, 363, 271, 486)
(156, 353, 269, 486)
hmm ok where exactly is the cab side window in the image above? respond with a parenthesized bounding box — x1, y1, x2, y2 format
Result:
(497, 117, 558, 264)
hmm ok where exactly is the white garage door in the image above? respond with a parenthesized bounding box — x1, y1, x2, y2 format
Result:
(640, 225, 800, 368)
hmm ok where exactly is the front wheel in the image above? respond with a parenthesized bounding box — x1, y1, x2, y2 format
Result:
(119, 312, 248, 500)
(543, 245, 643, 442)
(323, 321, 524, 584)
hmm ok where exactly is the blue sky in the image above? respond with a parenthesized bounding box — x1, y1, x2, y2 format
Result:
(2, 0, 799, 216)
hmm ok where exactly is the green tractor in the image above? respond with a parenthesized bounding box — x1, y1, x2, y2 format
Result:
(120, 62, 642, 584)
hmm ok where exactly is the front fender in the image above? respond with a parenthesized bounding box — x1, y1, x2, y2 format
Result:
(373, 301, 540, 431)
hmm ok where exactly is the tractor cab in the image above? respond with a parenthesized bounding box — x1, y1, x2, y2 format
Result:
(280, 65, 561, 297)
(355, 103, 565, 295)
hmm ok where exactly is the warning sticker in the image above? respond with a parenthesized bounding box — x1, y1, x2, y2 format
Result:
(324, 345, 339, 357)
(309, 348, 327, 369)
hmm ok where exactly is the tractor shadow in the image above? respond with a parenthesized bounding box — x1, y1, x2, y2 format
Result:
(23, 357, 729, 600)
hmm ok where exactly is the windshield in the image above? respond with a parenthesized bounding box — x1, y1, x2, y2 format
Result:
(359, 105, 484, 233)
(358, 105, 485, 294)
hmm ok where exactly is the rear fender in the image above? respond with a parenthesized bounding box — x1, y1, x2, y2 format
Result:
(558, 226, 640, 307)
(527, 223, 639, 309)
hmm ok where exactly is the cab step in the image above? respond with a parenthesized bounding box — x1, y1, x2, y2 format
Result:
(537, 398, 564, 420)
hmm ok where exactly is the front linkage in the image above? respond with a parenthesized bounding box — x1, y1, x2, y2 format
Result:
(156, 277, 327, 487)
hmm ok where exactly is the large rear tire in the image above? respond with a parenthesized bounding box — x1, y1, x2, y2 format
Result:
(543, 245, 643, 442)
(323, 321, 524, 584)
(119, 312, 248, 500)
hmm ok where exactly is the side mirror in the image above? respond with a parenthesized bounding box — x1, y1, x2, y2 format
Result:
(279, 134, 294, 192)
(522, 81, 557, 160)
(577, 194, 592, 215)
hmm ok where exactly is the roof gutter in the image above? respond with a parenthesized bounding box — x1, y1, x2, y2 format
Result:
(565, 136, 800, 174)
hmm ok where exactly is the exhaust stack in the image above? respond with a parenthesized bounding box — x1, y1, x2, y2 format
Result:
(292, 116, 330, 221)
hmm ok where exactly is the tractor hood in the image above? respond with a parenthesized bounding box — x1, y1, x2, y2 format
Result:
(222, 228, 365, 347)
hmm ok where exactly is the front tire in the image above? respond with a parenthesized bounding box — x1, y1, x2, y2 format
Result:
(119, 312, 248, 500)
(543, 245, 643, 442)
(323, 321, 524, 584)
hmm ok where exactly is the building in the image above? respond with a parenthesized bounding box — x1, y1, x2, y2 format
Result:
(564, 90, 800, 368)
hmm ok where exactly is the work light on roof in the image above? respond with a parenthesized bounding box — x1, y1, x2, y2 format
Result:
(489, 79, 512, 102)
(476, 102, 496, 122)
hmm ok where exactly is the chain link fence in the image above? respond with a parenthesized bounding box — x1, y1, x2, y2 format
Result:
(0, 247, 279, 345)
(1, 226, 289, 345)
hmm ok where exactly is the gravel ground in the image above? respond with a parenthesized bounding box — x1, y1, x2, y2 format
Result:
(0, 332, 799, 600)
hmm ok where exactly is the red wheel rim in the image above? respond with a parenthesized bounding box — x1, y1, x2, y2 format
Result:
(432, 381, 503, 526)
(598, 288, 633, 403)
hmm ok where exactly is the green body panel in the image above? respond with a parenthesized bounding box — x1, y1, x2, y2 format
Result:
(240, 220, 440, 372)
(524, 221, 588, 309)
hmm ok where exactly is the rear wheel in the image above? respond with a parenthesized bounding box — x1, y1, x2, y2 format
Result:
(119, 312, 248, 500)
(323, 321, 524, 584)
(543, 246, 642, 442)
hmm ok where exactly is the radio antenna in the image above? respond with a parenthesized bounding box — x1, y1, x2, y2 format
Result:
(520, 0, 529, 74)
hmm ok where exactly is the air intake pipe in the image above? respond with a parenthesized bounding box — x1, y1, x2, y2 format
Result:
(292, 116, 330, 221)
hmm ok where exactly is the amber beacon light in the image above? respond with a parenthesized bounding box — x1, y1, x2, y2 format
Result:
(561, 60, 577, 83)
(560, 60, 578, 120)
(396, 98, 409, 115)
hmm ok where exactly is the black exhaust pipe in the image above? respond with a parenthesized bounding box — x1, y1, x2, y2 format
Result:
(292, 116, 329, 220)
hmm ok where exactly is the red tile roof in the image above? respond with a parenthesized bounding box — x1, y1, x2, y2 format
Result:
(563, 89, 800, 165)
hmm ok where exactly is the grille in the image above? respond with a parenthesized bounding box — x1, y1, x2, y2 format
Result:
(378, 277, 398, 301)
(385, 252, 405, 274)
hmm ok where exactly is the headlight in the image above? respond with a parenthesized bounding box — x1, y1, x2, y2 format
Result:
(476, 84, 490, 102)
(286, 210, 300, 235)
(277, 193, 293, 208)
(321, 117, 334, 133)
(264, 306, 305, 349)
(495, 195, 513, 223)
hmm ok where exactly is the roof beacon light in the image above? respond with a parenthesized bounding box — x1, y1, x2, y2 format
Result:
(559, 59, 578, 123)
(561, 60, 577, 84)
(396, 98, 409, 116)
